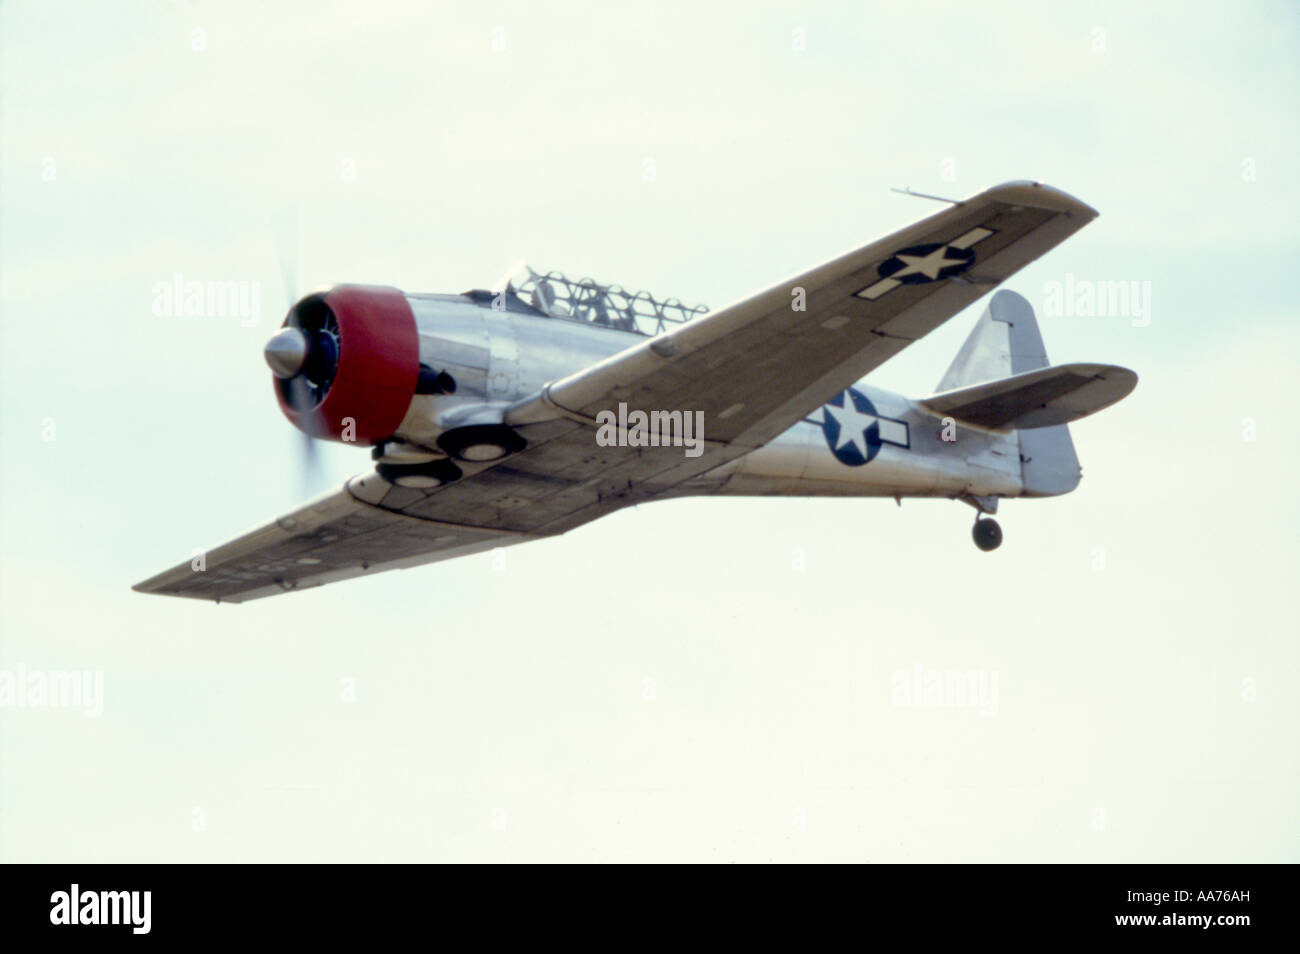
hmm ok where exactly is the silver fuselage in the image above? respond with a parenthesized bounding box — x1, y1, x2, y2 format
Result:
(395, 295, 1024, 501)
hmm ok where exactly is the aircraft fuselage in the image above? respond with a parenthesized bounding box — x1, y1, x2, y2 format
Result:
(396, 293, 1023, 503)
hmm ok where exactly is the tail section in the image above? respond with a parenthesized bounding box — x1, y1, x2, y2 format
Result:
(935, 290, 1130, 497)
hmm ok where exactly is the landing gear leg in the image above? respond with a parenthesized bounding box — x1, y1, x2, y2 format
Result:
(972, 516, 1002, 552)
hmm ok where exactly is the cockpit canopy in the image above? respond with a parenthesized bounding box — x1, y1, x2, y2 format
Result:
(491, 262, 709, 336)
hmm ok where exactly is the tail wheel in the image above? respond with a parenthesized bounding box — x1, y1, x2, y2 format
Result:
(437, 424, 526, 463)
(972, 517, 1003, 552)
(376, 457, 463, 489)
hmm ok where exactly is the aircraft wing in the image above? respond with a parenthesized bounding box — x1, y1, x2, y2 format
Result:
(132, 486, 531, 603)
(514, 181, 1095, 445)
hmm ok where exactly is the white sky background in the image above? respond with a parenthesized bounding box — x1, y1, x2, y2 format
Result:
(1, 0, 1297, 861)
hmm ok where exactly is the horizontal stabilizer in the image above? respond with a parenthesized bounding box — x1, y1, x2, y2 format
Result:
(919, 362, 1137, 430)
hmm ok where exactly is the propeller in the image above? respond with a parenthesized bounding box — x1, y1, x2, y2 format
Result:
(287, 374, 322, 498)
(269, 213, 326, 498)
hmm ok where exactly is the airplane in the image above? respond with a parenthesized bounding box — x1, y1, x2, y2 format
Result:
(134, 180, 1137, 603)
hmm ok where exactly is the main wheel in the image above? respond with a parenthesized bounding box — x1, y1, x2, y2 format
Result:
(972, 517, 1003, 552)
(377, 457, 463, 489)
(437, 424, 527, 463)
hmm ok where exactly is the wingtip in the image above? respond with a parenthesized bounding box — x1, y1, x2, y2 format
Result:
(982, 180, 1099, 219)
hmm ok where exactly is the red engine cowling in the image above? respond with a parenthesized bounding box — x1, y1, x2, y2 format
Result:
(270, 285, 419, 444)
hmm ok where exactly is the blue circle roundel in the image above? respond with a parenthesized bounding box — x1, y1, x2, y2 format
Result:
(821, 387, 885, 466)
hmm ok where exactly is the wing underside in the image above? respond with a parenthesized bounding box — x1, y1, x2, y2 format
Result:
(133, 486, 530, 602)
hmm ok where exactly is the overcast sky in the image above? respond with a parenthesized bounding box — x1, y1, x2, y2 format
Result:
(2, 0, 1297, 861)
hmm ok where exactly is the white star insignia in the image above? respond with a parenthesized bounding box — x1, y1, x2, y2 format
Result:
(889, 244, 968, 280)
(824, 392, 877, 456)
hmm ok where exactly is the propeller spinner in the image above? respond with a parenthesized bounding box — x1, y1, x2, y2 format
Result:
(263, 326, 310, 379)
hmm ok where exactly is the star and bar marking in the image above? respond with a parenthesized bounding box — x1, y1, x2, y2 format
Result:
(816, 388, 910, 466)
(855, 226, 997, 301)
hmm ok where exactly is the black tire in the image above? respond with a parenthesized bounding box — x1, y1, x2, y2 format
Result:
(376, 457, 463, 489)
(437, 424, 526, 463)
(972, 517, 1003, 552)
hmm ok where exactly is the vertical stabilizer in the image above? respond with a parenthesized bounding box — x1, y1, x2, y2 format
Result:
(937, 289, 1051, 388)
